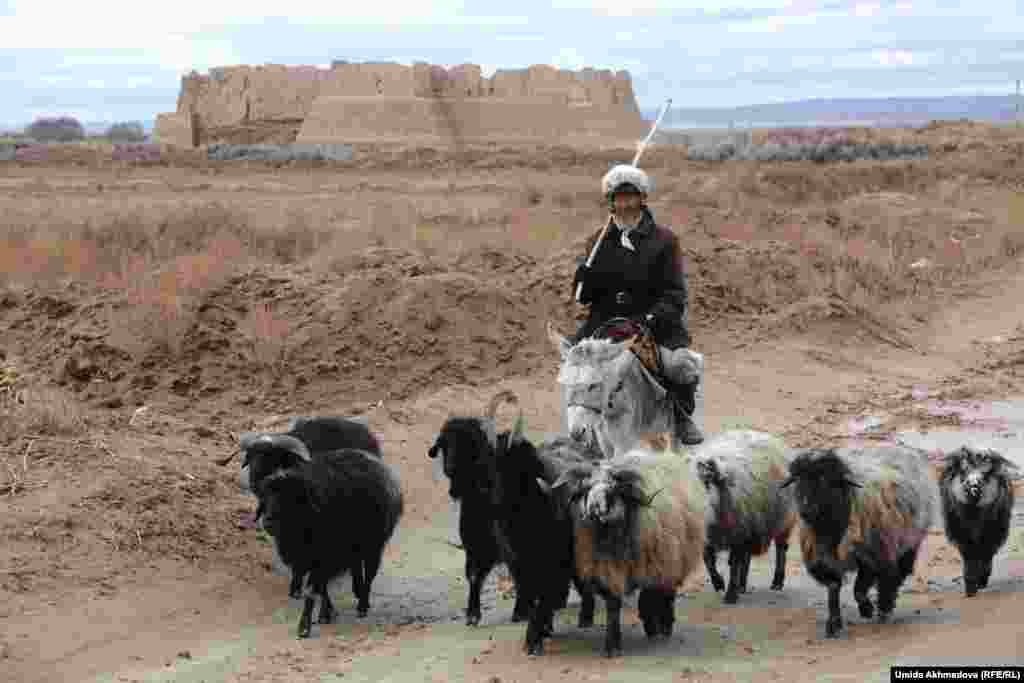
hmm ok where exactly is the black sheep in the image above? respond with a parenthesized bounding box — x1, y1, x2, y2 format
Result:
(228, 415, 383, 599)
(258, 446, 404, 638)
(939, 446, 1018, 597)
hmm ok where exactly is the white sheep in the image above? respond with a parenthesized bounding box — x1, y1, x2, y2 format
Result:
(692, 430, 797, 603)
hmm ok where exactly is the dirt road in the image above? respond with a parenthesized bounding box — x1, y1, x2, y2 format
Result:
(2, 256, 1020, 683)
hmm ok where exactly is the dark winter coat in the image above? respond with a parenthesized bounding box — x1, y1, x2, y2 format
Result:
(571, 207, 691, 349)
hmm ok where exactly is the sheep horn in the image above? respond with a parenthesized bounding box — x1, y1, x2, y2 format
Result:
(215, 451, 238, 466)
(217, 430, 263, 466)
(484, 390, 519, 451)
(642, 488, 664, 507)
(258, 433, 312, 462)
(509, 408, 526, 447)
(551, 471, 576, 492)
(535, 477, 552, 496)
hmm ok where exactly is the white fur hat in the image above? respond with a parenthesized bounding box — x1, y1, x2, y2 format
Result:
(602, 164, 651, 195)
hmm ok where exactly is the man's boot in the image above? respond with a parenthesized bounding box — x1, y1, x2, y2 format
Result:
(670, 381, 703, 446)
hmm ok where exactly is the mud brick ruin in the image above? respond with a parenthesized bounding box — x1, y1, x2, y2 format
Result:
(153, 61, 647, 148)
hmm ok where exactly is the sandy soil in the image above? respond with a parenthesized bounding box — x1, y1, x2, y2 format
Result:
(1, 134, 1023, 682)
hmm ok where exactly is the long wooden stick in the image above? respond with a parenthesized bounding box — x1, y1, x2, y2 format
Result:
(574, 98, 673, 303)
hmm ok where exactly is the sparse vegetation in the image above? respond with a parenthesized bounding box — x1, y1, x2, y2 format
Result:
(105, 122, 146, 142)
(25, 116, 85, 143)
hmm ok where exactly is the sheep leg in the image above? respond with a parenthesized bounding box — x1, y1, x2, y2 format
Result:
(510, 562, 533, 624)
(657, 589, 676, 637)
(724, 547, 747, 604)
(574, 576, 596, 628)
(465, 557, 495, 626)
(298, 594, 316, 639)
(317, 580, 335, 624)
(523, 583, 561, 656)
(704, 546, 725, 591)
(597, 588, 623, 658)
(962, 554, 979, 597)
(639, 588, 660, 638)
(875, 559, 907, 622)
(825, 582, 843, 638)
(289, 571, 306, 599)
(875, 546, 918, 615)
(357, 550, 383, 617)
(350, 561, 368, 617)
(853, 565, 876, 618)
(770, 539, 789, 591)
(739, 549, 752, 593)
(978, 556, 992, 590)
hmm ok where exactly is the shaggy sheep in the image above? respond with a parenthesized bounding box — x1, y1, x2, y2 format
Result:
(258, 447, 404, 638)
(426, 391, 532, 626)
(238, 420, 382, 599)
(224, 415, 382, 598)
(546, 443, 707, 657)
(693, 430, 797, 604)
(491, 395, 602, 656)
(938, 446, 1019, 597)
(781, 445, 939, 638)
(227, 415, 382, 494)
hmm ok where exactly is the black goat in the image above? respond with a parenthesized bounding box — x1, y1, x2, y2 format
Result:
(258, 447, 404, 638)
(427, 391, 534, 626)
(489, 393, 600, 656)
(939, 446, 1018, 597)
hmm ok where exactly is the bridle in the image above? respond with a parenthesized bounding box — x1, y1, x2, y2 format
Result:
(563, 317, 668, 416)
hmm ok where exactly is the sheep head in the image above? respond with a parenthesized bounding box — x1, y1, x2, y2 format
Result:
(694, 456, 730, 522)
(781, 448, 860, 549)
(428, 417, 497, 501)
(242, 434, 312, 495)
(695, 457, 734, 489)
(941, 446, 1017, 507)
(258, 471, 319, 538)
(550, 464, 660, 526)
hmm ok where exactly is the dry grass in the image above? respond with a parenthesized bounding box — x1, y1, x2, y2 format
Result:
(1, 126, 1022, 359)
(0, 361, 88, 469)
(240, 302, 293, 370)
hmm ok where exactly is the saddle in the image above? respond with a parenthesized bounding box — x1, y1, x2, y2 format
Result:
(589, 317, 665, 383)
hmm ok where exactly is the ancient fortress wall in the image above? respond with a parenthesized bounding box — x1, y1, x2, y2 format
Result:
(154, 61, 646, 147)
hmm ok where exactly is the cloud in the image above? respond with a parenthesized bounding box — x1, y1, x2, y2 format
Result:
(1, 0, 1023, 125)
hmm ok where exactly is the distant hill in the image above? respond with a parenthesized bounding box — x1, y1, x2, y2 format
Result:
(642, 95, 1023, 128)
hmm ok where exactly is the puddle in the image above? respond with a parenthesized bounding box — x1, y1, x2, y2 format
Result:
(842, 396, 1024, 470)
(843, 396, 1024, 528)
(894, 397, 1024, 471)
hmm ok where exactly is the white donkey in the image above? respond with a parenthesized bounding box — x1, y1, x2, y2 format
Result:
(548, 322, 704, 459)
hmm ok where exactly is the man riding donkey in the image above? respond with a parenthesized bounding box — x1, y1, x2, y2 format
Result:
(569, 163, 704, 445)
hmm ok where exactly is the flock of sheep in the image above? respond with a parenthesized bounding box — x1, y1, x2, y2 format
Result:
(222, 382, 1018, 658)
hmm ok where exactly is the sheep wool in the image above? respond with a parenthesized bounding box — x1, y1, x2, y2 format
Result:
(810, 449, 937, 568)
(697, 430, 795, 554)
(572, 452, 707, 596)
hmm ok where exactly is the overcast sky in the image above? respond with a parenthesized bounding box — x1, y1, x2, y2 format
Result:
(1, 0, 1022, 128)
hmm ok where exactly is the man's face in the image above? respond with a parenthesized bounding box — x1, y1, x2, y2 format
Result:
(613, 190, 643, 214)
